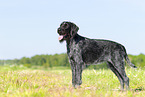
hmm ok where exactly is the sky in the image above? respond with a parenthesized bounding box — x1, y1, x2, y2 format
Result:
(0, 0, 145, 59)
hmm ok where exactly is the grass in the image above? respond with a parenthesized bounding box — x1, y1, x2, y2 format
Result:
(0, 65, 145, 97)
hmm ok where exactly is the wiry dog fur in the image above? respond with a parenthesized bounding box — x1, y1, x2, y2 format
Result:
(57, 21, 137, 90)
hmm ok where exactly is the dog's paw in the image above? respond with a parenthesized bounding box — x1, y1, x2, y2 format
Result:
(73, 85, 81, 89)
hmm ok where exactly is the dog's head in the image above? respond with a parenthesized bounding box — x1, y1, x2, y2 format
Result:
(57, 21, 79, 43)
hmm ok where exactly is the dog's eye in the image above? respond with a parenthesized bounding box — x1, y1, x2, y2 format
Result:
(63, 23, 67, 27)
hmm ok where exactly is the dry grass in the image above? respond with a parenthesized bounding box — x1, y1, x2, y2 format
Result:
(0, 65, 144, 97)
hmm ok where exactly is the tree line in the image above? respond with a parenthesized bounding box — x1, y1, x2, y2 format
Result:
(0, 53, 69, 68)
(0, 53, 145, 69)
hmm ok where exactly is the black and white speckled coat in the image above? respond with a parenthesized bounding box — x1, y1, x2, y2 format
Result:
(57, 21, 137, 90)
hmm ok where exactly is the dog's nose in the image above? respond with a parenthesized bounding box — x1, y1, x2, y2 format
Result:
(57, 28, 62, 34)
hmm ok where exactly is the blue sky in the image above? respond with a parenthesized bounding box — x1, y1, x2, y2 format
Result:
(0, 0, 145, 59)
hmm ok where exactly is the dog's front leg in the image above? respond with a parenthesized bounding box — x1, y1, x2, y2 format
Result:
(70, 58, 83, 88)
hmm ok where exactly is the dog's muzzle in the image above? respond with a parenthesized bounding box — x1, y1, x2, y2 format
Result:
(57, 28, 65, 41)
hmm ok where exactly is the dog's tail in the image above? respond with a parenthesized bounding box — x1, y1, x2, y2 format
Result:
(124, 54, 137, 68)
(122, 46, 137, 68)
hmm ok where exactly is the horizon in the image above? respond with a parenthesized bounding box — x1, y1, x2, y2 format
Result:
(1, 52, 145, 60)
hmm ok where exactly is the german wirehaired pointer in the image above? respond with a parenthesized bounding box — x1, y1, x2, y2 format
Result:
(57, 21, 137, 90)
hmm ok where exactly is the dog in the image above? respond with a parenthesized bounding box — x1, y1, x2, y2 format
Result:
(57, 21, 137, 90)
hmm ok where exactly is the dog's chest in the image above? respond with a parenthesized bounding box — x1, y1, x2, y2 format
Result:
(67, 41, 83, 59)
(68, 42, 80, 53)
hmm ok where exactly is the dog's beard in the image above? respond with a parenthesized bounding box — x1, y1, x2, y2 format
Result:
(59, 39, 64, 43)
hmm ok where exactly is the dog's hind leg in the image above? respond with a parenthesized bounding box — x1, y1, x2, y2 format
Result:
(118, 59, 129, 90)
(110, 53, 130, 90)
(107, 61, 125, 90)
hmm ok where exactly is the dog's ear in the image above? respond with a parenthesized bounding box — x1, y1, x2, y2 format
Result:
(70, 22, 79, 39)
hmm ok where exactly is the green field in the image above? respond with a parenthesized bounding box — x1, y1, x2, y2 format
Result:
(0, 65, 145, 97)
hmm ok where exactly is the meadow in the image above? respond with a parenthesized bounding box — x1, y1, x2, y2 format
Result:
(0, 65, 145, 97)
